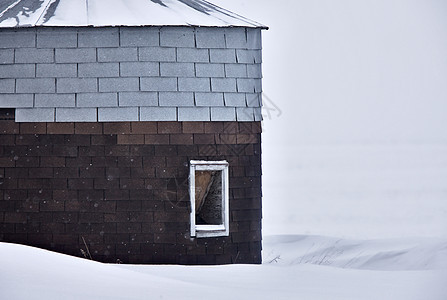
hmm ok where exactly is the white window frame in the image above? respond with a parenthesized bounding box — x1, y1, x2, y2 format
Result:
(190, 160, 229, 238)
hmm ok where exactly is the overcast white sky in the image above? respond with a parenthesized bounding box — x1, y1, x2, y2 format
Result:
(214, 0, 447, 145)
(213, 0, 447, 238)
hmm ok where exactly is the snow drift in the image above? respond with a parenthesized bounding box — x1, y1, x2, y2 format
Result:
(1, 236, 446, 300)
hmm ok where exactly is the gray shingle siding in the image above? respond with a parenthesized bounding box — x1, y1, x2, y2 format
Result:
(160, 27, 195, 48)
(178, 78, 210, 92)
(0, 64, 35, 78)
(225, 28, 248, 49)
(211, 107, 236, 121)
(77, 93, 118, 107)
(120, 27, 159, 47)
(140, 107, 177, 121)
(98, 107, 139, 122)
(16, 78, 56, 93)
(0, 79, 14, 93)
(119, 92, 158, 107)
(0, 49, 14, 64)
(37, 64, 77, 78)
(56, 108, 97, 122)
(98, 48, 138, 62)
(78, 28, 119, 48)
(35, 94, 76, 108)
(0, 26, 263, 122)
(178, 107, 210, 121)
(195, 92, 224, 107)
(37, 30, 78, 48)
(139, 47, 176, 62)
(16, 108, 55, 122)
(120, 62, 159, 77)
(0, 31, 35, 48)
(15, 48, 54, 64)
(57, 78, 97, 93)
(78, 63, 120, 78)
(56, 48, 96, 63)
(0, 94, 33, 107)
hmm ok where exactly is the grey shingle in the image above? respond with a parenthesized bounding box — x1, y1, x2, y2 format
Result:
(159, 92, 194, 106)
(56, 48, 96, 63)
(120, 62, 159, 77)
(236, 49, 262, 64)
(178, 107, 210, 121)
(224, 93, 246, 107)
(247, 64, 262, 78)
(139, 47, 176, 62)
(140, 77, 177, 92)
(236, 107, 255, 121)
(211, 107, 236, 121)
(210, 49, 236, 63)
(97, 48, 138, 62)
(247, 28, 262, 50)
(119, 92, 158, 107)
(195, 63, 224, 78)
(254, 107, 263, 121)
(0, 79, 14, 93)
(77, 93, 118, 107)
(225, 64, 247, 78)
(246, 93, 261, 107)
(56, 108, 97, 122)
(16, 78, 56, 93)
(78, 28, 119, 48)
(196, 28, 225, 49)
(160, 27, 195, 48)
(15, 48, 54, 64)
(225, 28, 247, 49)
(78, 63, 119, 78)
(35, 94, 76, 107)
(37, 29, 77, 48)
(99, 78, 139, 92)
(177, 48, 209, 63)
(120, 27, 159, 47)
(0, 49, 14, 64)
(255, 78, 262, 92)
(140, 107, 177, 121)
(98, 107, 139, 121)
(195, 92, 224, 106)
(16, 108, 55, 122)
(0, 32, 35, 48)
(160, 63, 194, 77)
(236, 78, 256, 93)
(0, 64, 35, 78)
(211, 78, 237, 92)
(36, 64, 77, 78)
(178, 78, 210, 92)
(0, 94, 33, 107)
(57, 78, 97, 93)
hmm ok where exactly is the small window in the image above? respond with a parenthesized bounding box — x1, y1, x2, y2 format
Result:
(190, 160, 229, 238)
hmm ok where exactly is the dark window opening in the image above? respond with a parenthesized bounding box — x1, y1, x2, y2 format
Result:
(195, 170, 223, 225)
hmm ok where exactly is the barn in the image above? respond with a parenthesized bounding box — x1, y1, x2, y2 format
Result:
(0, 0, 266, 264)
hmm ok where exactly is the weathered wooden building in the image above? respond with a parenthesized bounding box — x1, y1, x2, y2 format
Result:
(0, 0, 266, 264)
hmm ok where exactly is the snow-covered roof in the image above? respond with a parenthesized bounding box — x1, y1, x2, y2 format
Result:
(0, 0, 267, 28)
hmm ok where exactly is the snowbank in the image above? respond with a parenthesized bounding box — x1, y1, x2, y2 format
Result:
(1, 236, 446, 300)
(263, 235, 447, 270)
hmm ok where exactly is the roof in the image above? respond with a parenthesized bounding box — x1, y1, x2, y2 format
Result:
(0, 0, 267, 29)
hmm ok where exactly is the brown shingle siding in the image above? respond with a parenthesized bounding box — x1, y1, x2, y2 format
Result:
(0, 120, 262, 264)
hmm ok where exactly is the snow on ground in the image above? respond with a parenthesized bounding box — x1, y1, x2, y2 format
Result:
(1, 237, 447, 300)
(263, 235, 447, 271)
